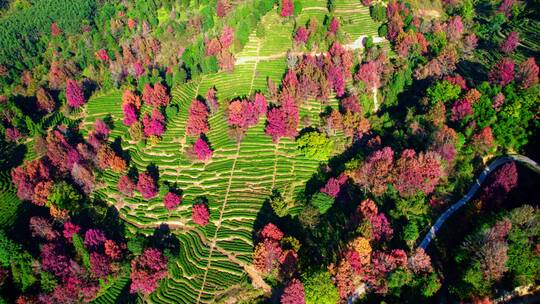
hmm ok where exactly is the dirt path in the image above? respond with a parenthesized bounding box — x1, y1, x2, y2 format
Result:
(418, 154, 540, 250)
(196, 143, 242, 304)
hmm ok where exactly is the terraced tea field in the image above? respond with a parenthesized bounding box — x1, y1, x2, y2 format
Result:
(81, 2, 381, 303)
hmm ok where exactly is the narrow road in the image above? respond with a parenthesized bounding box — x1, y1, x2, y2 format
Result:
(418, 154, 540, 250)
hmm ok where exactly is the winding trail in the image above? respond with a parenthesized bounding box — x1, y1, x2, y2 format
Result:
(418, 154, 540, 250)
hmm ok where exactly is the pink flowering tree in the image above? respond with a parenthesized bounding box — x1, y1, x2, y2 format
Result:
(351, 147, 394, 196)
(280, 0, 294, 17)
(328, 17, 340, 36)
(265, 95, 299, 142)
(281, 278, 305, 304)
(445, 16, 464, 41)
(205, 88, 219, 113)
(500, 31, 519, 54)
(355, 61, 381, 92)
(498, 0, 514, 17)
(152, 83, 171, 107)
(489, 58, 515, 86)
(481, 162, 518, 202)
(517, 57, 539, 88)
(320, 174, 348, 198)
(95, 49, 109, 62)
(191, 137, 213, 161)
(122, 103, 138, 126)
(294, 27, 308, 44)
(84, 229, 107, 249)
(227, 95, 266, 132)
(137, 172, 158, 199)
(163, 192, 182, 211)
(142, 108, 165, 138)
(186, 99, 210, 136)
(450, 99, 473, 121)
(66, 79, 85, 108)
(393, 150, 442, 198)
(260, 223, 284, 241)
(118, 175, 137, 197)
(63, 221, 81, 240)
(220, 26, 234, 49)
(192, 203, 210, 226)
(130, 248, 168, 295)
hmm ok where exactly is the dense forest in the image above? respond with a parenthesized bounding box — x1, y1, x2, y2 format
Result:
(0, 0, 538, 303)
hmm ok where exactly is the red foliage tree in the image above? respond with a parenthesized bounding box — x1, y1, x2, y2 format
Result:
(5, 127, 23, 142)
(326, 64, 345, 97)
(335, 261, 355, 298)
(387, 12, 404, 41)
(50, 22, 61, 37)
(370, 213, 394, 241)
(192, 137, 213, 161)
(36, 87, 55, 113)
(498, 0, 514, 17)
(65, 79, 85, 108)
(281, 278, 305, 304)
(328, 17, 340, 36)
(118, 175, 136, 197)
(445, 16, 464, 41)
(40, 243, 71, 278)
(122, 89, 142, 109)
(260, 223, 284, 241)
(11, 159, 51, 201)
(130, 248, 168, 295)
(444, 74, 467, 90)
(351, 147, 394, 196)
(142, 108, 165, 138)
(217, 50, 235, 72)
(320, 174, 348, 198)
(280, 0, 294, 17)
(205, 87, 219, 113)
(355, 61, 381, 91)
(90, 252, 112, 278)
(228, 97, 266, 131)
(192, 203, 210, 226)
(142, 83, 154, 105)
(137, 172, 158, 199)
(220, 26, 234, 49)
(488, 58, 515, 86)
(152, 83, 171, 107)
(472, 127, 495, 155)
(95, 49, 109, 62)
(206, 38, 221, 56)
(104, 240, 122, 260)
(393, 150, 442, 197)
(431, 125, 458, 162)
(253, 239, 283, 274)
(84, 229, 107, 249)
(265, 95, 299, 142)
(450, 99, 473, 121)
(410, 248, 433, 274)
(63, 221, 80, 241)
(216, 0, 231, 17)
(500, 31, 519, 54)
(481, 162, 518, 202)
(29, 216, 59, 241)
(122, 103, 138, 126)
(516, 57, 539, 89)
(186, 99, 210, 136)
(294, 27, 309, 44)
(163, 192, 182, 211)
(71, 163, 95, 194)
